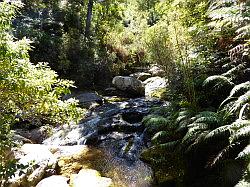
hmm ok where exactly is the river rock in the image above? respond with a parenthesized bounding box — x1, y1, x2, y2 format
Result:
(36, 175, 69, 187)
(112, 76, 144, 95)
(70, 169, 113, 187)
(14, 126, 51, 144)
(148, 65, 165, 77)
(13, 133, 33, 144)
(9, 144, 57, 187)
(63, 92, 103, 108)
(130, 72, 152, 81)
(144, 77, 167, 98)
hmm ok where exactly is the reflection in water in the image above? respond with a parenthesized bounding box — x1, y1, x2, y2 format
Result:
(94, 145, 153, 187)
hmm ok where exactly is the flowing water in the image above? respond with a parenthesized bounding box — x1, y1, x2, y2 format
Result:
(44, 96, 167, 186)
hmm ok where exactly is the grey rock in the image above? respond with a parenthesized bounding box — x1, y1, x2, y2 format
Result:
(71, 169, 113, 187)
(143, 77, 167, 98)
(9, 144, 57, 187)
(112, 76, 144, 95)
(36, 175, 69, 187)
(14, 126, 51, 144)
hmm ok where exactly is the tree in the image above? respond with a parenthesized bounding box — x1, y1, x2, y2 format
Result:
(85, 0, 94, 39)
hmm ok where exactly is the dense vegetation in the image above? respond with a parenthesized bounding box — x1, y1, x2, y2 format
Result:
(0, 1, 84, 182)
(0, 0, 249, 186)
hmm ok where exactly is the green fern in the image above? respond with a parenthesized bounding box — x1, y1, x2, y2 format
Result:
(208, 0, 249, 36)
(151, 131, 171, 145)
(181, 125, 207, 150)
(208, 141, 242, 168)
(204, 125, 232, 143)
(219, 82, 250, 112)
(176, 109, 196, 124)
(230, 119, 250, 131)
(229, 81, 250, 98)
(236, 144, 250, 160)
(222, 64, 246, 80)
(203, 75, 234, 90)
(230, 125, 250, 144)
(185, 131, 209, 154)
(230, 90, 250, 114)
(236, 25, 250, 40)
(149, 140, 180, 155)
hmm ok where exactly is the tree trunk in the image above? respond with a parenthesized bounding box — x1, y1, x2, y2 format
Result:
(85, 0, 94, 39)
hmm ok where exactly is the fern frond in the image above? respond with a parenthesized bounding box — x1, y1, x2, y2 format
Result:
(204, 125, 232, 143)
(194, 116, 219, 127)
(230, 125, 250, 144)
(236, 24, 250, 40)
(187, 123, 210, 130)
(239, 103, 249, 120)
(219, 97, 237, 110)
(151, 140, 180, 153)
(203, 75, 234, 90)
(181, 126, 206, 149)
(230, 90, 250, 113)
(236, 144, 250, 160)
(208, 141, 242, 168)
(151, 131, 170, 145)
(175, 119, 190, 135)
(229, 81, 250, 98)
(195, 111, 218, 118)
(230, 119, 250, 131)
(176, 109, 195, 124)
(222, 64, 246, 80)
(208, 140, 249, 167)
(185, 131, 209, 155)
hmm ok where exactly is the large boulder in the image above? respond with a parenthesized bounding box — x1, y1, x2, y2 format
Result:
(70, 169, 113, 187)
(143, 77, 167, 98)
(130, 72, 152, 81)
(112, 76, 144, 95)
(36, 175, 69, 187)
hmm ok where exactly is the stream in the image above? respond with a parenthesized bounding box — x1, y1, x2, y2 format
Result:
(43, 96, 168, 186)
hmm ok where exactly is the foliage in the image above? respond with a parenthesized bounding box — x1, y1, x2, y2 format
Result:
(0, 0, 84, 182)
(141, 1, 250, 186)
(13, 0, 125, 88)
